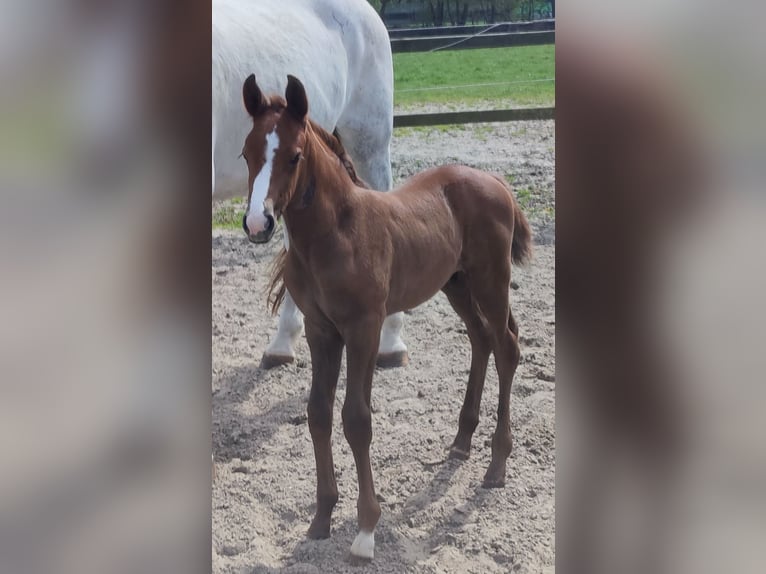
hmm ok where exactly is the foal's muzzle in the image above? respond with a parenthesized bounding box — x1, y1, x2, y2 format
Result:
(244, 211, 275, 243)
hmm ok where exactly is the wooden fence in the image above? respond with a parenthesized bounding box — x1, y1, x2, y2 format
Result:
(388, 19, 555, 39)
(391, 30, 554, 53)
(390, 19, 555, 53)
(392, 20, 555, 127)
(393, 107, 554, 128)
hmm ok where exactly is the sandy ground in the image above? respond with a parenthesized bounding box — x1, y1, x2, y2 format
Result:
(212, 120, 555, 574)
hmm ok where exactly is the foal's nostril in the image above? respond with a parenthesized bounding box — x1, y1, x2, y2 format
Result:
(242, 213, 249, 234)
(264, 213, 275, 233)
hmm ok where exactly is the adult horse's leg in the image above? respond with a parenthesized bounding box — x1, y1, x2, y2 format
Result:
(441, 272, 493, 460)
(335, 123, 408, 369)
(262, 231, 304, 368)
(377, 312, 408, 368)
(261, 291, 303, 368)
(341, 314, 383, 559)
(305, 318, 344, 539)
(468, 267, 521, 488)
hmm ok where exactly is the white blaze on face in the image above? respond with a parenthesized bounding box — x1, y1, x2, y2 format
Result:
(246, 128, 280, 234)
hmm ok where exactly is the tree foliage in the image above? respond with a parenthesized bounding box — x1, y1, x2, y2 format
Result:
(367, 0, 553, 27)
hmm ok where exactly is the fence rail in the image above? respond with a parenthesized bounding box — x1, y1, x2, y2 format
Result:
(391, 30, 554, 53)
(394, 107, 554, 128)
(391, 21, 555, 127)
(388, 19, 555, 39)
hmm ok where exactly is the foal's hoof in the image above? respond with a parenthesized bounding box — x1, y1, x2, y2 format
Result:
(448, 446, 471, 461)
(481, 472, 506, 489)
(350, 530, 375, 560)
(376, 350, 409, 369)
(307, 518, 331, 540)
(260, 353, 294, 370)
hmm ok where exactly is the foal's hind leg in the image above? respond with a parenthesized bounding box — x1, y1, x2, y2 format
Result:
(441, 272, 492, 460)
(468, 269, 521, 488)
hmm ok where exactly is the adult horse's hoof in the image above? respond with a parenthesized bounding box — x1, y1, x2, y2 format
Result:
(260, 353, 294, 370)
(350, 530, 375, 560)
(376, 350, 409, 369)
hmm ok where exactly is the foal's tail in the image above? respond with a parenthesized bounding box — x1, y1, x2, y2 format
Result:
(511, 198, 533, 266)
(266, 247, 288, 316)
(492, 175, 533, 266)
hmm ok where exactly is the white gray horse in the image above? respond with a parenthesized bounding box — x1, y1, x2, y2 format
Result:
(213, 0, 408, 369)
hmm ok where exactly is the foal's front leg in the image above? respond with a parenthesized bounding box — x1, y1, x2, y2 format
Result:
(305, 320, 344, 539)
(342, 315, 384, 559)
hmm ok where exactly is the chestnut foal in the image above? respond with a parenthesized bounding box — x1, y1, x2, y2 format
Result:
(240, 74, 532, 559)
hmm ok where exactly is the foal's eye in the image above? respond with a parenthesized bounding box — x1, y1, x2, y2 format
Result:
(290, 152, 302, 165)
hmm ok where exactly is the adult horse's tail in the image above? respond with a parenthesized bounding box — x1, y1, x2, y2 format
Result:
(492, 175, 533, 266)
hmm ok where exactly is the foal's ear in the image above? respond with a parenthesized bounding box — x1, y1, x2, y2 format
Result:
(285, 75, 308, 121)
(243, 74, 267, 117)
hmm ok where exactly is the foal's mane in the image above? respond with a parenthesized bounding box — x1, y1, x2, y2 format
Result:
(310, 121, 370, 189)
(264, 96, 369, 188)
(265, 117, 368, 315)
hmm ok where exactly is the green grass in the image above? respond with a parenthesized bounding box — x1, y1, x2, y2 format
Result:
(213, 199, 247, 230)
(515, 187, 533, 209)
(505, 178, 555, 220)
(394, 45, 554, 107)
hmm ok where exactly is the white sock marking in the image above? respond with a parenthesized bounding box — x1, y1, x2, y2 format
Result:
(265, 292, 303, 357)
(379, 312, 407, 354)
(350, 529, 375, 559)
